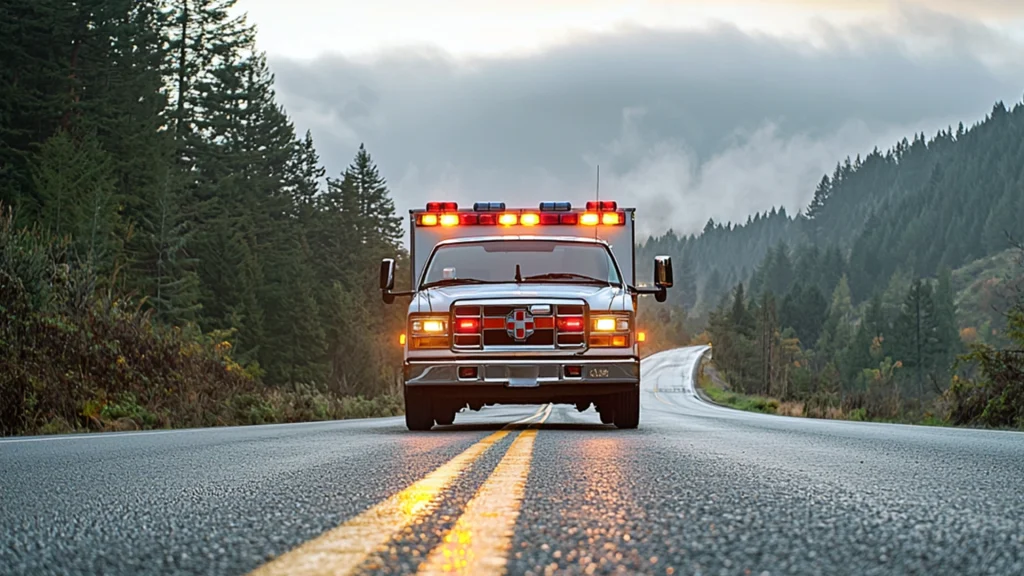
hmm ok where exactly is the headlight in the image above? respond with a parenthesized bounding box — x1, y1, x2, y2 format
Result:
(409, 316, 448, 349)
(592, 316, 629, 332)
(411, 317, 447, 336)
(589, 313, 632, 347)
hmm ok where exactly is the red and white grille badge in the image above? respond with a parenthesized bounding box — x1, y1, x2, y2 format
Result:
(506, 309, 535, 341)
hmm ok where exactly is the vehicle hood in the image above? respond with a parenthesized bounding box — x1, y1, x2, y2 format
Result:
(409, 283, 631, 313)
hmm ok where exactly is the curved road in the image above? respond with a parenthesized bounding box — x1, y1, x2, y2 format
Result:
(2, 346, 1023, 575)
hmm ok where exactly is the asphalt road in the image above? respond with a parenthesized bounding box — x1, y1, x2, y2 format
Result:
(2, 346, 1023, 576)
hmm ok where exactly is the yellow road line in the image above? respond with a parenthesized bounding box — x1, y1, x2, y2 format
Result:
(248, 429, 510, 576)
(416, 404, 551, 575)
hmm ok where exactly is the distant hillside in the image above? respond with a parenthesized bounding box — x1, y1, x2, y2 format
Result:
(638, 98, 1024, 312)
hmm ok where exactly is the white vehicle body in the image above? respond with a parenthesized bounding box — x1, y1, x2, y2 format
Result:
(379, 201, 673, 430)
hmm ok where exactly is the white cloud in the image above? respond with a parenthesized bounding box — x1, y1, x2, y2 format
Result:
(267, 8, 1024, 243)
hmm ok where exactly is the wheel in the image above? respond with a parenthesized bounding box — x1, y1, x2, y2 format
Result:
(599, 404, 615, 424)
(434, 403, 457, 426)
(613, 387, 640, 429)
(404, 387, 434, 431)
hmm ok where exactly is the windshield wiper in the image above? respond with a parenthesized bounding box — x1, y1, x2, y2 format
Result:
(520, 272, 611, 285)
(420, 278, 497, 289)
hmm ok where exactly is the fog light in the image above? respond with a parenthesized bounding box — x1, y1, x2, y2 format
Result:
(564, 365, 582, 378)
(459, 366, 478, 379)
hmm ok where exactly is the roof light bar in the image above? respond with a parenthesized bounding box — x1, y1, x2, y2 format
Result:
(473, 202, 506, 212)
(412, 204, 626, 226)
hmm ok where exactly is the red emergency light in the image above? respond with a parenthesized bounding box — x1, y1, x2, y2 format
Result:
(586, 201, 618, 212)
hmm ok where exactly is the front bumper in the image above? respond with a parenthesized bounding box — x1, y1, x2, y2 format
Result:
(404, 357, 639, 387)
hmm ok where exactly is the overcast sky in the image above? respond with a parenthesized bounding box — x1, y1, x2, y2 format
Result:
(238, 0, 1024, 238)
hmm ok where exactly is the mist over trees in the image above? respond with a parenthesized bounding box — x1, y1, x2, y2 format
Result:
(638, 99, 1024, 425)
(639, 100, 1024, 314)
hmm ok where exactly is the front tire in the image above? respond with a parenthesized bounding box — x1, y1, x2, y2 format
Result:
(404, 387, 434, 431)
(613, 387, 640, 429)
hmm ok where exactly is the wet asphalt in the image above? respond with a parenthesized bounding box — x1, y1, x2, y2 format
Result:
(2, 346, 1023, 575)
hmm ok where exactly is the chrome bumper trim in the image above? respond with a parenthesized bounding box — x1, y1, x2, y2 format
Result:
(405, 358, 639, 386)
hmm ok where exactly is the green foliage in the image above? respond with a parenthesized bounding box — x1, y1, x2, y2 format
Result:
(706, 238, 964, 425)
(944, 247, 1024, 428)
(0, 1, 408, 435)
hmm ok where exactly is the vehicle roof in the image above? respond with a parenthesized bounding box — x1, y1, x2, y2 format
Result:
(432, 235, 611, 247)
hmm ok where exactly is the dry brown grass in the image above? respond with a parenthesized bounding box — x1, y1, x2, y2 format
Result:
(776, 401, 805, 417)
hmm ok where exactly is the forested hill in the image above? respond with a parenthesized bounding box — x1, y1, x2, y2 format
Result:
(1, 1, 406, 434)
(638, 99, 1024, 311)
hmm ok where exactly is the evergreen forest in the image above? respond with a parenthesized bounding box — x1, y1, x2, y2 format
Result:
(1, 0, 407, 435)
(638, 99, 1024, 428)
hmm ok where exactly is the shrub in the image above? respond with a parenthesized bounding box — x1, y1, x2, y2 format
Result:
(0, 212, 403, 436)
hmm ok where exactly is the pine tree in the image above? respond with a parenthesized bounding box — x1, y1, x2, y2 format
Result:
(29, 130, 119, 272)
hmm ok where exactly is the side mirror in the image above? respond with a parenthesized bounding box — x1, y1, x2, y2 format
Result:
(653, 256, 672, 302)
(380, 258, 396, 291)
(380, 258, 396, 304)
(654, 255, 673, 288)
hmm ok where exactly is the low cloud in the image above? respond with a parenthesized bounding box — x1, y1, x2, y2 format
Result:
(269, 8, 1023, 240)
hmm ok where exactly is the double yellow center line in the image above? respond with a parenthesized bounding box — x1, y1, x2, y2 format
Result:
(249, 405, 551, 576)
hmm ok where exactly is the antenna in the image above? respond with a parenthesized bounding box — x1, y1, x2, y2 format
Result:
(594, 165, 600, 238)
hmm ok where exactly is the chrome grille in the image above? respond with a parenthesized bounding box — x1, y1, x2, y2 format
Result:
(451, 302, 587, 351)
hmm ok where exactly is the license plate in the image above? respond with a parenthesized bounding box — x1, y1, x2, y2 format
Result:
(507, 365, 539, 388)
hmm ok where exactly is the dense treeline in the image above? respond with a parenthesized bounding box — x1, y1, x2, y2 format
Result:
(705, 244, 961, 421)
(638, 99, 1024, 314)
(705, 242, 1024, 427)
(1, 0, 404, 434)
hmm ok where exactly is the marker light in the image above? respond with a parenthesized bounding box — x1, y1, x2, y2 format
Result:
(473, 202, 506, 212)
(478, 213, 497, 225)
(399, 333, 406, 345)
(455, 318, 480, 334)
(637, 331, 646, 342)
(560, 213, 579, 225)
(557, 316, 584, 331)
(586, 201, 618, 212)
(601, 212, 621, 225)
(460, 213, 479, 225)
(539, 202, 572, 211)
(520, 213, 540, 226)
(426, 201, 458, 212)
(419, 214, 438, 226)
(580, 213, 600, 226)
(594, 317, 617, 332)
(439, 213, 459, 227)
(540, 213, 560, 225)
(498, 213, 518, 226)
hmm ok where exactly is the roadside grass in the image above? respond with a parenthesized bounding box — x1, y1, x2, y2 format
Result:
(699, 380, 780, 414)
(695, 362, 962, 427)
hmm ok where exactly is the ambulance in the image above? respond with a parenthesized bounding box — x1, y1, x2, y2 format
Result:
(379, 200, 673, 430)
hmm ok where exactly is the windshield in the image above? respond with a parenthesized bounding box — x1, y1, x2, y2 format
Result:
(421, 240, 622, 288)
